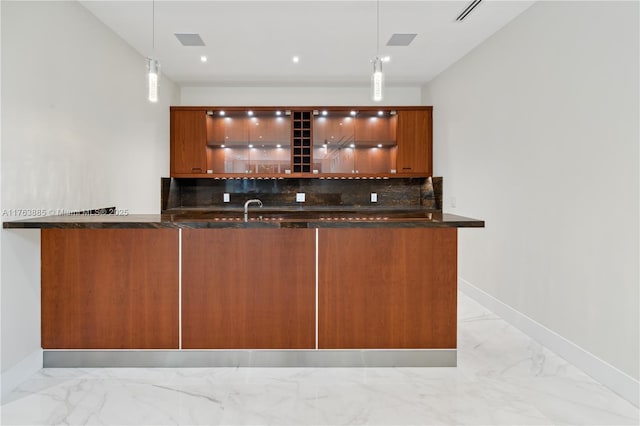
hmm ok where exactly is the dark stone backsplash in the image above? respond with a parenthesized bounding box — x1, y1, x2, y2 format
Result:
(162, 177, 442, 212)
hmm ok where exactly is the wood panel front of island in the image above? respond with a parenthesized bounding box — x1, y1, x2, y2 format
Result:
(41, 229, 179, 349)
(40, 227, 458, 352)
(181, 228, 316, 349)
(318, 228, 457, 349)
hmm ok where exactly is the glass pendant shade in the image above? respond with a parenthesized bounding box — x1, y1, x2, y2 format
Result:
(372, 57, 384, 102)
(147, 58, 159, 103)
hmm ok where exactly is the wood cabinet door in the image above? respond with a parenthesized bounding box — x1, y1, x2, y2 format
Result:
(396, 110, 432, 175)
(41, 229, 179, 349)
(318, 228, 457, 349)
(171, 109, 207, 175)
(182, 229, 316, 349)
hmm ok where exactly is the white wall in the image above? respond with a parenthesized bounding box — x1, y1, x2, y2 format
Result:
(2, 1, 178, 216)
(181, 85, 421, 106)
(0, 0, 179, 389)
(422, 0, 639, 383)
(0, 230, 40, 398)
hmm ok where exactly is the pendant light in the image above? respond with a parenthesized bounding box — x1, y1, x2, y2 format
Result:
(147, 58, 159, 103)
(147, 0, 160, 103)
(371, 0, 384, 102)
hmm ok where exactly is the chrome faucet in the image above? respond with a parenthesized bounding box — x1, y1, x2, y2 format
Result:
(243, 199, 263, 221)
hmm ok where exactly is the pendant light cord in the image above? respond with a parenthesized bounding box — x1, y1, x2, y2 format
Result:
(152, 0, 155, 53)
(376, 0, 380, 56)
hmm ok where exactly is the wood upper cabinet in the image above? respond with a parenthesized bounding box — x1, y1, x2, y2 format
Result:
(396, 109, 432, 175)
(171, 109, 207, 175)
(171, 106, 433, 177)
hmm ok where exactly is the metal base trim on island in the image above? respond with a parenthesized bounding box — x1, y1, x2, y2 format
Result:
(43, 350, 457, 368)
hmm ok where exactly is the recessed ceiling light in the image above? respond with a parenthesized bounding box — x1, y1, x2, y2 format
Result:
(350, 111, 357, 116)
(377, 144, 383, 148)
(381, 56, 391, 63)
(276, 111, 282, 116)
(292, 56, 300, 63)
(221, 144, 225, 148)
(276, 144, 282, 148)
(322, 110, 328, 116)
(378, 111, 384, 116)
(200, 55, 208, 62)
(219, 110, 225, 116)
(248, 144, 254, 148)
(247, 110, 253, 116)
(349, 143, 356, 148)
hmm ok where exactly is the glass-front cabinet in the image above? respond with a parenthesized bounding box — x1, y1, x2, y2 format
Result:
(313, 110, 396, 174)
(206, 109, 291, 174)
(171, 106, 431, 177)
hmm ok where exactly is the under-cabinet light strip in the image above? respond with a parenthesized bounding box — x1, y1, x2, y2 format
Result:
(315, 228, 319, 350)
(178, 229, 182, 350)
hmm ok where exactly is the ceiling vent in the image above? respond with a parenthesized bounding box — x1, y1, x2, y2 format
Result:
(456, 0, 483, 21)
(174, 33, 206, 46)
(386, 33, 417, 47)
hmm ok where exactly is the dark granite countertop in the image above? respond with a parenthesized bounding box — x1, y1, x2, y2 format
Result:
(3, 209, 484, 229)
(163, 205, 432, 213)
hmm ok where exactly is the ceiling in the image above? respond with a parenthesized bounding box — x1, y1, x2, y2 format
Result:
(80, 0, 535, 87)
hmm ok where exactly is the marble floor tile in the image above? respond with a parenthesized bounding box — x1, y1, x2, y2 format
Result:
(1, 292, 638, 425)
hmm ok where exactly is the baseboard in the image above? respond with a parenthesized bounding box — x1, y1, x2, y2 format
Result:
(1, 348, 43, 403)
(459, 278, 639, 408)
(43, 349, 456, 368)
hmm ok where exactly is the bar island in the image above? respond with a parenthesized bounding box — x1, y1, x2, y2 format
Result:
(4, 208, 483, 368)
